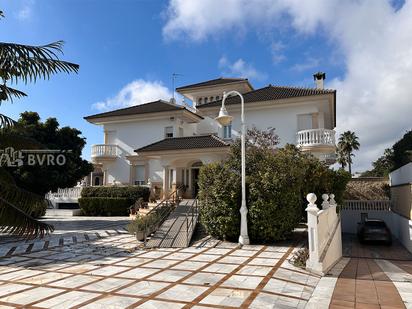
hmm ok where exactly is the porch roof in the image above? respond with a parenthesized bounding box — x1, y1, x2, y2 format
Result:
(135, 135, 230, 153)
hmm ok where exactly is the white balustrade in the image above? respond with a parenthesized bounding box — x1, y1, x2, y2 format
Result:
(306, 193, 342, 275)
(342, 200, 391, 211)
(91, 144, 119, 158)
(297, 129, 336, 147)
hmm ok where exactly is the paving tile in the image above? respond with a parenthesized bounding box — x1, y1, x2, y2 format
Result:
(141, 259, 178, 269)
(158, 284, 209, 302)
(117, 280, 169, 297)
(0, 283, 32, 297)
(114, 257, 152, 267)
(85, 265, 130, 276)
(80, 277, 133, 292)
(0, 286, 63, 305)
(250, 291, 304, 309)
(18, 271, 72, 284)
(249, 257, 279, 267)
(35, 290, 98, 308)
(148, 269, 191, 282)
(190, 254, 220, 262)
(137, 300, 186, 308)
(237, 265, 272, 276)
(229, 249, 256, 257)
(0, 269, 44, 281)
(116, 267, 159, 279)
(184, 272, 225, 285)
(171, 260, 208, 271)
(49, 274, 102, 288)
(80, 295, 139, 308)
(163, 252, 195, 260)
(221, 274, 263, 289)
(200, 287, 251, 307)
(219, 255, 249, 264)
(201, 262, 239, 274)
(138, 251, 171, 259)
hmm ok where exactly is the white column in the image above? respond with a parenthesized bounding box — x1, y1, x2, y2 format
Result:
(162, 166, 169, 199)
(306, 193, 321, 272)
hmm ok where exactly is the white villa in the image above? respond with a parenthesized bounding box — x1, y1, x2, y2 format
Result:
(84, 72, 337, 199)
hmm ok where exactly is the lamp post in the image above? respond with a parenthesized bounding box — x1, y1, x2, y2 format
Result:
(215, 90, 250, 245)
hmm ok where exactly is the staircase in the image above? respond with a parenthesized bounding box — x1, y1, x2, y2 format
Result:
(146, 199, 199, 248)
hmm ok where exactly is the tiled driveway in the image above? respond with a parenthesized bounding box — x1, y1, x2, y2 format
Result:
(309, 234, 412, 309)
(0, 218, 320, 308)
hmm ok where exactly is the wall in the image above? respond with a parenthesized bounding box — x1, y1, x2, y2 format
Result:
(199, 98, 330, 146)
(389, 163, 412, 252)
(341, 209, 395, 234)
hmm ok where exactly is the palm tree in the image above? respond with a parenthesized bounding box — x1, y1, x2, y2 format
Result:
(336, 145, 347, 169)
(0, 10, 79, 237)
(338, 131, 360, 175)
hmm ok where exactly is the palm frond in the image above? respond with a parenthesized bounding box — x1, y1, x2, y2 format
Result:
(0, 41, 79, 84)
(0, 84, 27, 103)
(0, 175, 54, 238)
(0, 113, 15, 129)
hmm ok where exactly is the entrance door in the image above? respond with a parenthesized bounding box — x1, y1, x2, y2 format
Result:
(192, 168, 200, 198)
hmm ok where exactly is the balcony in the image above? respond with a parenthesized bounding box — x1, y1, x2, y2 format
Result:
(296, 128, 336, 152)
(91, 144, 119, 162)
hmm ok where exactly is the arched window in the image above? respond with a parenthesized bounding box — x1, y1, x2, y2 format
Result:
(210, 96, 214, 102)
(94, 177, 100, 186)
(198, 98, 202, 105)
(204, 97, 208, 103)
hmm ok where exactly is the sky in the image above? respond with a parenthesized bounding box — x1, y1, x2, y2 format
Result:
(0, 0, 411, 172)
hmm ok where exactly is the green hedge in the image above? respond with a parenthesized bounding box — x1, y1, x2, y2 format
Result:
(78, 197, 133, 216)
(81, 186, 150, 201)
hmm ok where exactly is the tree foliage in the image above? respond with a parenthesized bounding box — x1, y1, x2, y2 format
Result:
(362, 130, 412, 176)
(5, 112, 93, 195)
(198, 128, 350, 243)
(337, 131, 360, 175)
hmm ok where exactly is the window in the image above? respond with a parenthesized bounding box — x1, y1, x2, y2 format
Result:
(165, 126, 173, 138)
(198, 98, 203, 105)
(210, 96, 214, 102)
(135, 165, 145, 186)
(297, 113, 319, 131)
(223, 123, 232, 139)
(179, 127, 184, 137)
(216, 95, 220, 100)
(204, 97, 208, 103)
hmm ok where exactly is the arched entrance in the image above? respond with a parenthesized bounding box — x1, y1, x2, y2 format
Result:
(191, 161, 203, 198)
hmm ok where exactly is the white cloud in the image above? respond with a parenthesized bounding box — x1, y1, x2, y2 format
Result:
(291, 57, 320, 72)
(163, 0, 412, 172)
(16, 0, 34, 21)
(92, 79, 173, 111)
(218, 56, 267, 80)
(270, 41, 286, 64)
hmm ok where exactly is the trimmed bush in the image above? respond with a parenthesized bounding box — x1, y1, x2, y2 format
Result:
(199, 128, 351, 243)
(81, 186, 150, 201)
(78, 197, 132, 216)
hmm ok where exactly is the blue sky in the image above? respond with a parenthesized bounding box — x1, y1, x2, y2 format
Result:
(1, 0, 410, 171)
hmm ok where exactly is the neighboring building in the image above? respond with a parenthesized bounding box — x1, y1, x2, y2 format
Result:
(84, 72, 337, 198)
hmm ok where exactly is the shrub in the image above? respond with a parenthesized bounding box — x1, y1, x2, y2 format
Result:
(127, 204, 173, 237)
(78, 197, 132, 216)
(198, 128, 351, 243)
(81, 186, 150, 201)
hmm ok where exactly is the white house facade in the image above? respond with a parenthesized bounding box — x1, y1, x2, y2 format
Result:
(84, 73, 337, 199)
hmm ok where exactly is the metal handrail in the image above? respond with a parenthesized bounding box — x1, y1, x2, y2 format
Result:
(185, 198, 199, 246)
(142, 189, 178, 246)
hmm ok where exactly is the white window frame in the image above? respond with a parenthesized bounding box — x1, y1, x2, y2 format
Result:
(134, 165, 145, 186)
(165, 126, 174, 138)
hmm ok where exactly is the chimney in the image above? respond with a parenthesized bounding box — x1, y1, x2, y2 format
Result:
(313, 72, 326, 89)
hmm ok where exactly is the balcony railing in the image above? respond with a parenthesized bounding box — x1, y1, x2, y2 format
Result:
(297, 128, 336, 147)
(91, 144, 119, 158)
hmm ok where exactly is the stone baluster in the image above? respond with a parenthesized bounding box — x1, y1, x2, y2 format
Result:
(321, 193, 330, 210)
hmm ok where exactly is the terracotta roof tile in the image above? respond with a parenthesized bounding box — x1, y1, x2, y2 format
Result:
(176, 77, 249, 91)
(135, 135, 230, 152)
(197, 85, 336, 108)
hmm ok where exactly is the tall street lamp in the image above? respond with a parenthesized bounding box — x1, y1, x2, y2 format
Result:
(215, 90, 250, 245)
